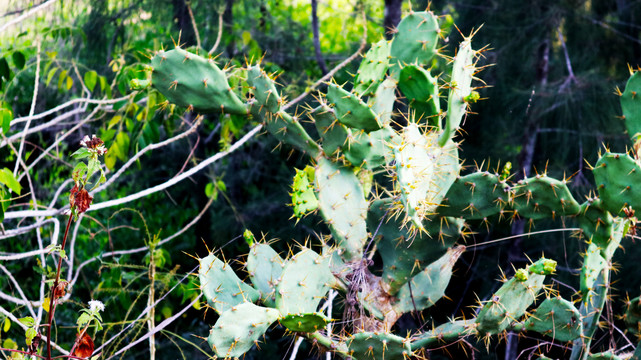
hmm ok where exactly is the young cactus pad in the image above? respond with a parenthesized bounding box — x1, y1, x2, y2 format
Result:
(389, 11, 440, 78)
(326, 82, 382, 132)
(150, 48, 247, 114)
(314, 157, 368, 261)
(440, 37, 477, 147)
(353, 39, 391, 96)
(246, 242, 284, 307)
(476, 258, 556, 334)
(393, 245, 465, 313)
(199, 253, 260, 314)
(208, 302, 280, 358)
(523, 297, 583, 342)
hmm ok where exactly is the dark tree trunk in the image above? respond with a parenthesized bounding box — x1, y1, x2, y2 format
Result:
(223, 0, 235, 57)
(311, 0, 328, 74)
(505, 23, 552, 360)
(172, 0, 196, 47)
(384, 0, 403, 39)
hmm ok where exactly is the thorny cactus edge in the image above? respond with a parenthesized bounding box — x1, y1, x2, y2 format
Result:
(148, 10, 641, 360)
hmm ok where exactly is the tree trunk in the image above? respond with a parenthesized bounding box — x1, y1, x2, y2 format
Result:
(172, 0, 196, 47)
(504, 28, 551, 360)
(311, 0, 328, 74)
(384, 0, 403, 40)
(224, 0, 235, 57)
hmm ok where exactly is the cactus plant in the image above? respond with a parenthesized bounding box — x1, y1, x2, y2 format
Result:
(148, 9, 641, 360)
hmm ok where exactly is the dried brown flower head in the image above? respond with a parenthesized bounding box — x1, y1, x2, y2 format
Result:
(70, 185, 93, 214)
(72, 332, 94, 358)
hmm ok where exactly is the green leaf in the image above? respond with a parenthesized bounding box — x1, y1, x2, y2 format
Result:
(18, 317, 35, 327)
(114, 132, 130, 161)
(71, 147, 91, 159)
(65, 75, 73, 91)
(0, 58, 10, 80)
(108, 115, 121, 129)
(11, 51, 25, 70)
(84, 70, 97, 92)
(72, 162, 87, 183)
(46, 67, 58, 86)
(1, 108, 12, 134)
(76, 312, 92, 327)
(2, 317, 10, 332)
(216, 179, 227, 192)
(99, 75, 108, 92)
(86, 158, 100, 182)
(25, 327, 37, 346)
(57, 69, 67, 90)
(205, 182, 215, 198)
(0, 168, 21, 194)
(2, 338, 17, 350)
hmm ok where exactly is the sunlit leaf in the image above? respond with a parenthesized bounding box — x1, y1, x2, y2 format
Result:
(84, 70, 97, 92)
(57, 69, 68, 90)
(0, 168, 21, 194)
(46, 67, 58, 86)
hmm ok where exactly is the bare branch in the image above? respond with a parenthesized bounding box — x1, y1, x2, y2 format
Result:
(0, 0, 58, 33)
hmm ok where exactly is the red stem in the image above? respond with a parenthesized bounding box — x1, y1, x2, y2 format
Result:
(46, 214, 74, 360)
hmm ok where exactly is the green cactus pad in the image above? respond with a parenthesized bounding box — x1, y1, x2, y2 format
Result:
(315, 157, 368, 261)
(247, 64, 281, 113)
(593, 152, 641, 216)
(394, 246, 466, 313)
(512, 175, 581, 220)
(150, 48, 247, 114)
(207, 302, 280, 358)
(476, 259, 551, 334)
(523, 297, 582, 342)
(291, 166, 318, 218)
(621, 71, 641, 143)
(578, 199, 614, 250)
(390, 11, 440, 78)
(399, 64, 440, 124)
(411, 319, 476, 349)
(327, 82, 382, 132)
(587, 351, 624, 360)
(368, 78, 397, 126)
(246, 243, 284, 307)
(263, 110, 321, 157)
(634, 344, 641, 360)
(438, 171, 510, 220)
(369, 199, 463, 294)
(199, 253, 260, 314)
(439, 37, 476, 146)
(275, 248, 334, 315)
(346, 331, 412, 360)
(580, 243, 607, 302)
(572, 269, 609, 359)
(394, 124, 458, 228)
(527, 258, 557, 275)
(311, 105, 349, 156)
(353, 40, 391, 96)
(343, 126, 399, 170)
(624, 295, 641, 334)
(279, 312, 331, 333)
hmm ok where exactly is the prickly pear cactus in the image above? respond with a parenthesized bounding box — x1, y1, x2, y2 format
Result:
(148, 9, 641, 360)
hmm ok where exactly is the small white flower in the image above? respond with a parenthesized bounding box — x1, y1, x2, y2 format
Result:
(88, 299, 105, 313)
(80, 135, 90, 147)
